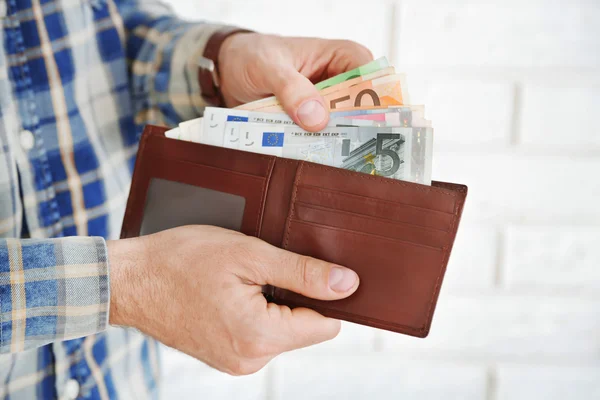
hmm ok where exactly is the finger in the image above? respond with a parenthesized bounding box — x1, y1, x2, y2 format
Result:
(265, 304, 342, 352)
(262, 65, 329, 131)
(263, 247, 359, 300)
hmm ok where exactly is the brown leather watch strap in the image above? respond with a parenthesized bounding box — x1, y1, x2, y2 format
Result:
(198, 27, 253, 107)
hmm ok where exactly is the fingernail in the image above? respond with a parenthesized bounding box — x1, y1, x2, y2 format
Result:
(329, 267, 358, 292)
(297, 100, 328, 128)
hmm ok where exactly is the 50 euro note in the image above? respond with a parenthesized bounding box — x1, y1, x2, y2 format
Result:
(256, 74, 409, 113)
(235, 57, 390, 111)
(166, 121, 433, 185)
(234, 67, 397, 112)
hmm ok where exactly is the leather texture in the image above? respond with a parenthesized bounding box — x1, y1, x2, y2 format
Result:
(121, 125, 468, 338)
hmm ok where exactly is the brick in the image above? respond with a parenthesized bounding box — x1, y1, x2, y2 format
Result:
(504, 225, 600, 289)
(160, 345, 267, 399)
(272, 353, 487, 400)
(443, 224, 497, 289)
(396, 1, 600, 68)
(169, 0, 392, 61)
(521, 86, 600, 149)
(431, 153, 600, 223)
(497, 365, 600, 400)
(380, 294, 600, 359)
(421, 80, 513, 145)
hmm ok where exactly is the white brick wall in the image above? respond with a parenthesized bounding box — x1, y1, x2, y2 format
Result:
(160, 0, 600, 398)
(520, 86, 600, 149)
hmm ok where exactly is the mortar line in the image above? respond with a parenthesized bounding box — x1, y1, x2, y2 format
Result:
(486, 365, 498, 400)
(264, 363, 275, 400)
(388, 0, 400, 63)
(494, 227, 505, 287)
(510, 82, 523, 146)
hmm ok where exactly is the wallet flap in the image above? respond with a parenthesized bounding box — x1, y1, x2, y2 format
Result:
(273, 161, 467, 337)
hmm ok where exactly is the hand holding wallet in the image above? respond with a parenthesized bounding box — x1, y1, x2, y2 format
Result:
(121, 125, 467, 338)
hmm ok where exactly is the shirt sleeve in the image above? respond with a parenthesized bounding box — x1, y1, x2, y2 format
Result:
(0, 237, 109, 353)
(114, 0, 233, 128)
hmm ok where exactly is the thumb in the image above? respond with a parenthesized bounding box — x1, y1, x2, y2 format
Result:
(263, 248, 359, 300)
(263, 66, 329, 131)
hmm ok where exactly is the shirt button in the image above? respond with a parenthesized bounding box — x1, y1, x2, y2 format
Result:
(19, 130, 35, 151)
(64, 379, 80, 399)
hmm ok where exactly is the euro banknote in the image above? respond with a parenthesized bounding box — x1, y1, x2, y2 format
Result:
(255, 74, 408, 113)
(166, 106, 430, 145)
(166, 122, 432, 184)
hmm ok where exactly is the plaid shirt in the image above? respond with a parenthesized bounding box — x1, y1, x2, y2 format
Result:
(0, 0, 224, 398)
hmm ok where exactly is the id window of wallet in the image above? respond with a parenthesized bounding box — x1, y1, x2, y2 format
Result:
(1, 0, 597, 399)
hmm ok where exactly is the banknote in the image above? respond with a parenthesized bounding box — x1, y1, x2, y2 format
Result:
(280, 126, 432, 184)
(167, 105, 431, 145)
(166, 122, 432, 184)
(256, 74, 408, 113)
(232, 67, 398, 112)
(315, 57, 390, 90)
(333, 107, 431, 128)
(165, 105, 431, 145)
(235, 57, 390, 111)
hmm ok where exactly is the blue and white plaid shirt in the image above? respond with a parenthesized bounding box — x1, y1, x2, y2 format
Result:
(0, 0, 224, 398)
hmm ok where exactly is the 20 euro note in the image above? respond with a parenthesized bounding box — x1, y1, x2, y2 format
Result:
(166, 122, 433, 185)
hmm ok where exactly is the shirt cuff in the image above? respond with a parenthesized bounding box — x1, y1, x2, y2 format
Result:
(0, 237, 109, 353)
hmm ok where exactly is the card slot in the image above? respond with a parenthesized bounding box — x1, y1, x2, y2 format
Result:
(294, 202, 450, 249)
(280, 219, 449, 335)
(295, 184, 455, 232)
(296, 162, 458, 214)
(148, 154, 268, 182)
(295, 200, 448, 233)
(299, 184, 455, 214)
(287, 218, 444, 252)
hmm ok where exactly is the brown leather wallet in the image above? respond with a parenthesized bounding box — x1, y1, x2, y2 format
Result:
(121, 125, 468, 338)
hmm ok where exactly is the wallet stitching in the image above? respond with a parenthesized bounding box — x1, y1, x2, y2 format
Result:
(421, 196, 463, 331)
(256, 157, 276, 236)
(283, 161, 305, 250)
(302, 163, 457, 199)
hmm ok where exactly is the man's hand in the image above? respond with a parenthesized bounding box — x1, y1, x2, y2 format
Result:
(218, 33, 373, 131)
(107, 225, 359, 375)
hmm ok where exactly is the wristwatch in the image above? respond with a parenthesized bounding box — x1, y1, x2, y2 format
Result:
(197, 27, 253, 107)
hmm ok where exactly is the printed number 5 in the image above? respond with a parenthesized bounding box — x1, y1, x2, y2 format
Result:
(375, 134, 402, 176)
